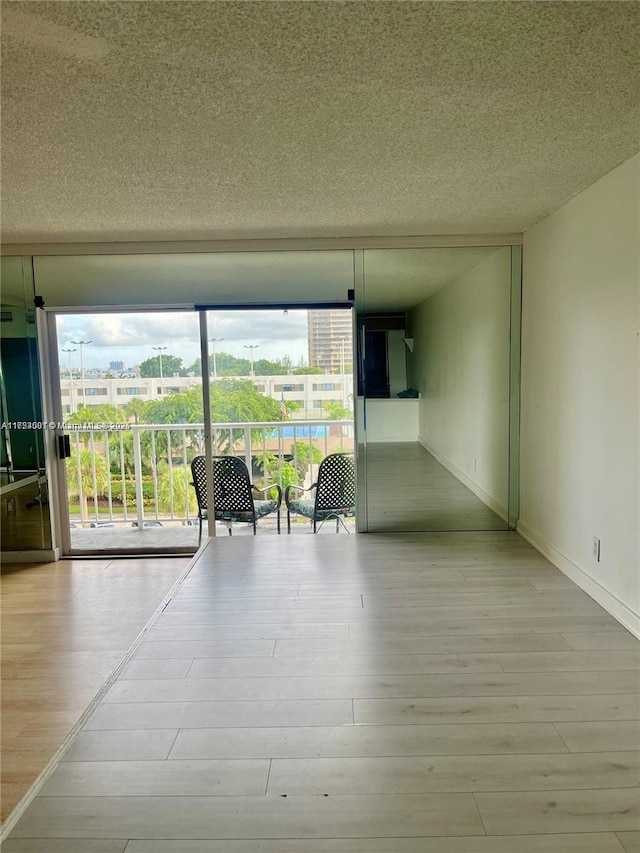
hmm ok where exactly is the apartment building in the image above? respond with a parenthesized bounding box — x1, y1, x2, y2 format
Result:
(308, 309, 353, 374)
(58, 373, 352, 417)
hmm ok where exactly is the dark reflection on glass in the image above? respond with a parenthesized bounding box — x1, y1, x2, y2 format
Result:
(1, 257, 51, 551)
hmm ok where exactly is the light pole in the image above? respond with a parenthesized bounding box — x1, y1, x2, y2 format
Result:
(243, 345, 259, 378)
(62, 348, 76, 412)
(152, 346, 167, 396)
(209, 338, 224, 379)
(339, 338, 347, 407)
(70, 340, 92, 407)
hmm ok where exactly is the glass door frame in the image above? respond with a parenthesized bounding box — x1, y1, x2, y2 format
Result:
(42, 305, 204, 557)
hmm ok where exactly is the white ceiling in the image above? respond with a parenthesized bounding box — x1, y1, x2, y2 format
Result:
(2, 1, 639, 244)
(363, 248, 502, 311)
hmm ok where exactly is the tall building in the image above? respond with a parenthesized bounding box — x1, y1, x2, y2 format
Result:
(307, 309, 353, 374)
(109, 360, 125, 372)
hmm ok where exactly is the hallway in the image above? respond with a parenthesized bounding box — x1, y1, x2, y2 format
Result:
(4, 531, 639, 850)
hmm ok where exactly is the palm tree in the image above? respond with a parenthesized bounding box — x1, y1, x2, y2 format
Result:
(108, 430, 136, 480)
(156, 464, 198, 520)
(123, 398, 146, 424)
(66, 448, 109, 522)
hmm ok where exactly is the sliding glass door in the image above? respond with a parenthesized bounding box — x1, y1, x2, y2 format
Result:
(50, 308, 203, 556)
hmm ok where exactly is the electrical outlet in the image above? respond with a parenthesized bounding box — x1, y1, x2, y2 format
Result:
(5, 497, 17, 516)
(592, 536, 601, 562)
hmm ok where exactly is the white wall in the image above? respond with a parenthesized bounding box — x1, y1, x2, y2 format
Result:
(519, 153, 640, 637)
(358, 398, 419, 442)
(407, 248, 511, 518)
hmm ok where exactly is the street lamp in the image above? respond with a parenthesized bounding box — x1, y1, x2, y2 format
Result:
(70, 340, 92, 406)
(338, 338, 347, 407)
(152, 346, 167, 396)
(62, 348, 76, 412)
(209, 338, 224, 379)
(243, 345, 259, 378)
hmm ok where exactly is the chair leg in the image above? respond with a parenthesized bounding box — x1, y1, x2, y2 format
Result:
(198, 516, 203, 546)
(336, 516, 339, 533)
(287, 510, 291, 534)
(276, 510, 281, 534)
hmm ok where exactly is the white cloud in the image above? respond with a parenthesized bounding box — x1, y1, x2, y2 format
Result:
(57, 309, 311, 368)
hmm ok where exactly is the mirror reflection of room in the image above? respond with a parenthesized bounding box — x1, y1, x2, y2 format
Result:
(0, 257, 51, 551)
(360, 247, 512, 532)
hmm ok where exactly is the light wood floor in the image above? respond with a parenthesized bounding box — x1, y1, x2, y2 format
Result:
(5, 531, 639, 850)
(1, 555, 191, 823)
(365, 443, 507, 531)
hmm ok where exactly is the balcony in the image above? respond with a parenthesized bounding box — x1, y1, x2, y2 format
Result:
(66, 419, 355, 552)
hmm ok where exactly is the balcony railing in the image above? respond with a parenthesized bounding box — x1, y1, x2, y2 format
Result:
(65, 420, 354, 529)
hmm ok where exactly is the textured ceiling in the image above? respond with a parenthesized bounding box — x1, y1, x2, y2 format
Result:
(2, 1, 639, 244)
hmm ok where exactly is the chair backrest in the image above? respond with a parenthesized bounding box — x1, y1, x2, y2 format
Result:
(190, 455, 208, 511)
(314, 453, 356, 513)
(191, 455, 255, 514)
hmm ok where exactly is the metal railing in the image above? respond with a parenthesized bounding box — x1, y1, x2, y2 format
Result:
(65, 420, 354, 528)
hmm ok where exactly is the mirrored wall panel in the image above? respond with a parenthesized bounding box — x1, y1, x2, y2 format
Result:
(359, 247, 515, 532)
(1, 257, 52, 551)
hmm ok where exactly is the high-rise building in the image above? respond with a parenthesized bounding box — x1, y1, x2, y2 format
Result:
(307, 310, 353, 374)
(109, 360, 125, 372)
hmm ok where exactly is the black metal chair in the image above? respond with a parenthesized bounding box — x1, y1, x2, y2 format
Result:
(285, 452, 356, 533)
(190, 455, 282, 543)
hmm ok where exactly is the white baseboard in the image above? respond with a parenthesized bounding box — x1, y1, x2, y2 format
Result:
(417, 437, 508, 523)
(517, 520, 640, 639)
(0, 549, 59, 563)
(368, 436, 418, 443)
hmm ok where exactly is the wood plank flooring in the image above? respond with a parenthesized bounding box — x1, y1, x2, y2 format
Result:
(4, 532, 640, 851)
(1, 556, 191, 823)
(364, 442, 507, 531)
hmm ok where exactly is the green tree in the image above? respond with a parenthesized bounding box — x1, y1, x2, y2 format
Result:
(324, 401, 351, 420)
(255, 453, 298, 493)
(123, 398, 146, 424)
(188, 353, 297, 377)
(107, 430, 141, 481)
(139, 354, 185, 378)
(210, 380, 282, 423)
(254, 358, 286, 376)
(292, 366, 323, 374)
(65, 404, 127, 448)
(290, 441, 323, 482)
(156, 464, 198, 517)
(144, 387, 203, 425)
(137, 387, 203, 473)
(187, 352, 250, 377)
(66, 448, 109, 521)
(137, 381, 282, 464)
